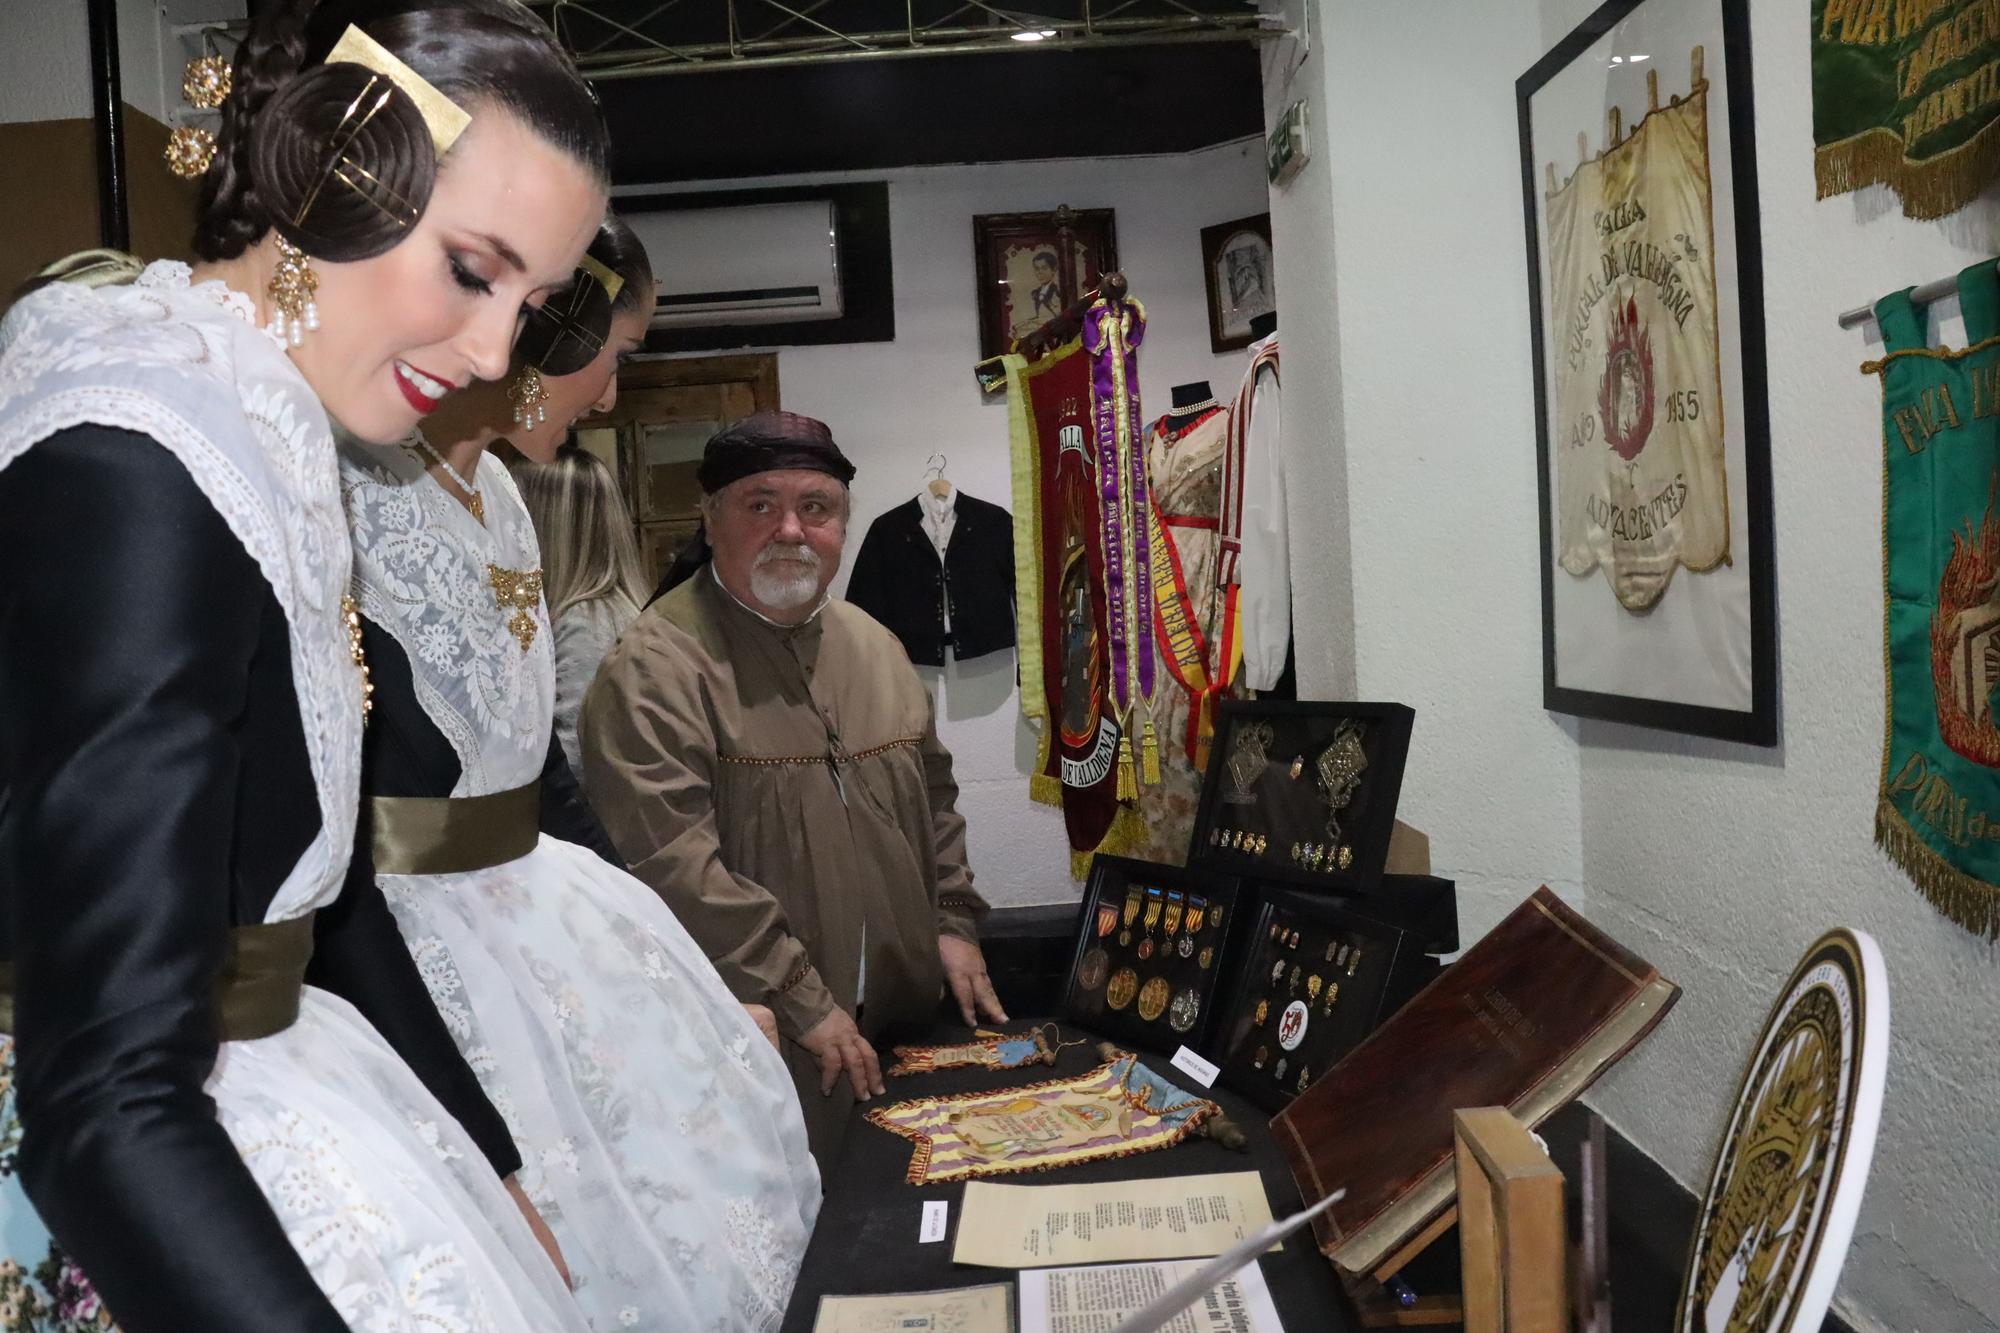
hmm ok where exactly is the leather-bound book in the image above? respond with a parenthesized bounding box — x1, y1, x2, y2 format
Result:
(1271, 886, 1679, 1275)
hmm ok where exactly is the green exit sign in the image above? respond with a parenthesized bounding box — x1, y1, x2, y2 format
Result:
(1267, 100, 1310, 186)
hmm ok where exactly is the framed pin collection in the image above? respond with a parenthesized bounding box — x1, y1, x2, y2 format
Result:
(1059, 857, 1244, 1056)
(1210, 888, 1433, 1114)
(1190, 701, 1416, 892)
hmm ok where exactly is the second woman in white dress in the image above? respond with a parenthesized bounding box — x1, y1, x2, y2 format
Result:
(331, 216, 820, 1332)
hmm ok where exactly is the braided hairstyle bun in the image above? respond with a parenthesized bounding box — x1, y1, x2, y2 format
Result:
(515, 213, 655, 377)
(194, 0, 606, 264)
(249, 61, 437, 261)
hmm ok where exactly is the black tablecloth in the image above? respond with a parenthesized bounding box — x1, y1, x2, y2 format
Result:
(779, 1020, 1355, 1332)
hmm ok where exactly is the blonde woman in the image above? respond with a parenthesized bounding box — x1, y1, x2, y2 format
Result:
(513, 445, 648, 779)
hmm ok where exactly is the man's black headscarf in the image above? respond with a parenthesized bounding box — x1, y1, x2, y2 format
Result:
(650, 411, 857, 603)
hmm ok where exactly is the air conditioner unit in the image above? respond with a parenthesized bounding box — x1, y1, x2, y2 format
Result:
(629, 199, 844, 329)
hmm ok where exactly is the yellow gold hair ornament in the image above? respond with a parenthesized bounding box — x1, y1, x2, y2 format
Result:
(579, 254, 625, 303)
(324, 25, 470, 156)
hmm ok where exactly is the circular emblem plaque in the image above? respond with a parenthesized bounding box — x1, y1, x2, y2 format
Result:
(1277, 999, 1310, 1051)
(1137, 976, 1171, 1022)
(1076, 947, 1109, 993)
(1106, 967, 1139, 1011)
(1168, 987, 1201, 1033)
(1674, 929, 1887, 1333)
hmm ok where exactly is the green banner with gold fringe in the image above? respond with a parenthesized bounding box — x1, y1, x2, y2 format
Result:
(1869, 260, 2000, 940)
(1814, 0, 2000, 220)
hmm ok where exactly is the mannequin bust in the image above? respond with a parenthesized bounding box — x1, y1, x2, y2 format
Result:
(1165, 380, 1220, 433)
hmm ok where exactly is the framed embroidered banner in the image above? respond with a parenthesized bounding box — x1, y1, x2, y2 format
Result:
(1518, 0, 1777, 745)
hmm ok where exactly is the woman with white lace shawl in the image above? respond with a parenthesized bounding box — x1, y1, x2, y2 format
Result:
(0, 3, 614, 1329)
(334, 214, 821, 1332)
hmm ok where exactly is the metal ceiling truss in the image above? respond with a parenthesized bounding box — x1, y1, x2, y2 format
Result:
(527, 0, 1277, 77)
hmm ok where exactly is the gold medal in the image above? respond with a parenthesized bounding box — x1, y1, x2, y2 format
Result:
(1163, 891, 1185, 937)
(1323, 979, 1340, 1012)
(1208, 904, 1224, 932)
(1137, 976, 1171, 1022)
(1198, 946, 1215, 969)
(1307, 974, 1323, 1001)
(1339, 844, 1354, 871)
(1137, 937, 1155, 960)
(1254, 998, 1270, 1025)
(1106, 967, 1139, 1010)
(1142, 888, 1163, 937)
(1120, 886, 1142, 947)
(1290, 754, 1305, 779)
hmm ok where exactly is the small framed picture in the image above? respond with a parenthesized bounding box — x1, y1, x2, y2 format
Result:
(1199, 213, 1275, 352)
(972, 207, 1118, 362)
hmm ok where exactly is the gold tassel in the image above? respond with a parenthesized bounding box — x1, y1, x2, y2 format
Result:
(1141, 717, 1162, 785)
(1116, 732, 1137, 801)
(1816, 124, 2000, 221)
(1875, 798, 2000, 941)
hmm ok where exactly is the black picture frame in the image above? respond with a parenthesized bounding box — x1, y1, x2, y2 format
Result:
(1058, 856, 1245, 1058)
(1188, 700, 1415, 893)
(1210, 888, 1432, 1115)
(1199, 212, 1275, 353)
(1517, 0, 1777, 746)
(972, 208, 1118, 362)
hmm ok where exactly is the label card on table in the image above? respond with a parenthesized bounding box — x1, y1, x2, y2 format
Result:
(1172, 1045, 1222, 1087)
(919, 1199, 949, 1243)
(1019, 1260, 1284, 1333)
(951, 1170, 1275, 1269)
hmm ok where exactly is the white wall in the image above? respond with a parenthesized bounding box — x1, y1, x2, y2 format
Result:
(1269, 0, 1586, 946)
(0, 0, 91, 123)
(1273, 0, 2000, 1327)
(621, 142, 1273, 906)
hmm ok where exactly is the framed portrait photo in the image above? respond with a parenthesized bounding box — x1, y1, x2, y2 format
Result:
(1199, 213, 1275, 353)
(1518, 0, 1777, 746)
(972, 207, 1117, 362)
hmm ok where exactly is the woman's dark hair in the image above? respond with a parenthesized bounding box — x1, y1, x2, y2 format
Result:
(195, 0, 608, 263)
(516, 211, 654, 376)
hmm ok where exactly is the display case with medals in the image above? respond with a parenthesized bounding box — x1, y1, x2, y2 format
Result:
(1059, 856, 1245, 1057)
(1190, 701, 1415, 894)
(1210, 887, 1434, 1114)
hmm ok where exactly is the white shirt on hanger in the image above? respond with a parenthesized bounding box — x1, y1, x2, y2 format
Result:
(920, 484, 958, 635)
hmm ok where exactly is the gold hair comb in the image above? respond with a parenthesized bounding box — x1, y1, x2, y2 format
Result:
(579, 253, 625, 303)
(325, 26, 470, 156)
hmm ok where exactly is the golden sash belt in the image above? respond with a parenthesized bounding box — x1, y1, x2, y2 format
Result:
(0, 913, 316, 1043)
(369, 781, 539, 875)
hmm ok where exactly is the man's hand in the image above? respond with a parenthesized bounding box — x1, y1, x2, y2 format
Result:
(940, 934, 1008, 1027)
(797, 1006, 884, 1100)
(502, 1173, 572, 1290)
(743, 1002, 781, 1051)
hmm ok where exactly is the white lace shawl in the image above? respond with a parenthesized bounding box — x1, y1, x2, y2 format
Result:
(339, 437, 554, 797)
(0, 261, 361, 923)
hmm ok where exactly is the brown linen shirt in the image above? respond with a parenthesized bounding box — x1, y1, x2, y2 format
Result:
(580, 571, 988, 1160)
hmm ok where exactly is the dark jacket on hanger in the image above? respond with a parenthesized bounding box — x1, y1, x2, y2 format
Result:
(846, 491, 1015, 666)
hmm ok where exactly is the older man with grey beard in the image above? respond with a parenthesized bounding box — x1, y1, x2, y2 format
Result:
(580, 411, 1003, 1168)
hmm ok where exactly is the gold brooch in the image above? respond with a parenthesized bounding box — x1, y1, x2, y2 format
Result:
(487, 563, 544, 651)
